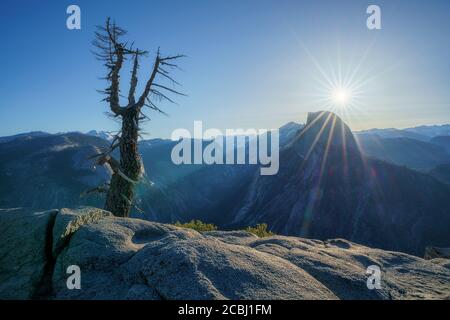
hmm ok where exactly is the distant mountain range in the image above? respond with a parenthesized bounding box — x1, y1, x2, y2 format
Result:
(85, 130, 116, 141)
(430, 135, 450, 153)
(404, 124, 450, 138)
(0, 131, 51, 144)
(355, 124, 450, 140)
(1, 117, 449, 256)
(353, 126, 450, 172)
(355, 136, 450, 171)
(0, 133, 110, 210)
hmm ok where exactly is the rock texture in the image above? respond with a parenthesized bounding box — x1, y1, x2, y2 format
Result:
(1, 207, 449, 300)
(0, 208, 57, 299)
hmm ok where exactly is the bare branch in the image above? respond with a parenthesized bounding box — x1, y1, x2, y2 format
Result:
(157, 69, 181, 86)
(152, 83, 186, 96)
(159, 54, 186, 61)
(94, 18, 128, 116)
(128, 52, 139, 105)
(136, 51, 184, 110)
(136, 53, 161, 108)
(109, 51, 123, 114)
(117, 169, 140, 184)
(144, 97, 169, 116)
(97, 154, 120, 172)
(151, 88, 177, 104)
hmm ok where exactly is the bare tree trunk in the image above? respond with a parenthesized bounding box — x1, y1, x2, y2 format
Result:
(93, 18, 184, 217)
(104, 110, 141, 217)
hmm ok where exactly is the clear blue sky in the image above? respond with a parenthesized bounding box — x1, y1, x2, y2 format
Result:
(1, 0, 450, 138)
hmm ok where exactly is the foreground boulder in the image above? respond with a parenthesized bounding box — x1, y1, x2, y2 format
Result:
(0, 208, 57, 299)
(1, 207, 449, 299)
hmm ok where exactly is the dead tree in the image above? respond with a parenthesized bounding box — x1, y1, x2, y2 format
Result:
(92, 18, 184, 217)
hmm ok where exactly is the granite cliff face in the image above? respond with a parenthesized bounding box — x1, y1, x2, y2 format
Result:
(228, 111, 450, 256)
(1, 207, 449, 300)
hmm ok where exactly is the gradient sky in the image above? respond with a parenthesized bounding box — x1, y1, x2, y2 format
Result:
(1, 0, 450, 138)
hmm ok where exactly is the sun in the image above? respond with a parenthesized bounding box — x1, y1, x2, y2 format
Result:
(294, 41, 376, 117)
(331, 87, 352, 106)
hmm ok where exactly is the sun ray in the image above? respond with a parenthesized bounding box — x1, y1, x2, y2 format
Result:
(294, 110, 327, 141)
(304, 112, 333, 160)
(318, 115, 337, 183)
(340, 119, 349, 179)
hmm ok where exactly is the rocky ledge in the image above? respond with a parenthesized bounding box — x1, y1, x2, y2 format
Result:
(0, 207, 449, 300)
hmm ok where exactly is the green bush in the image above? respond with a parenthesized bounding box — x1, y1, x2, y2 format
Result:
(244, 223, 275, 238)
(174, 220, 218, 232)
(173, 220, 274, 237)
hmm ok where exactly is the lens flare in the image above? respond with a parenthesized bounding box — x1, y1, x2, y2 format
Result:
(331, 87, 351, 106)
